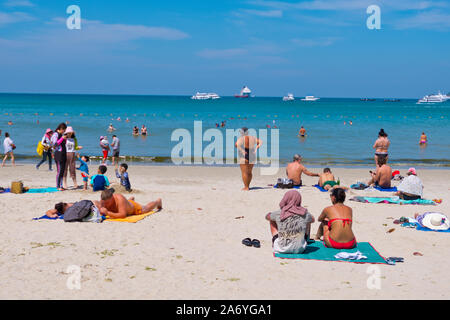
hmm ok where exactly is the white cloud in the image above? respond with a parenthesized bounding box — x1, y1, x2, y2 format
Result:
(3, 0, 34, 7)
(0, 11, 33, 24)
(394, 10, 450, 30)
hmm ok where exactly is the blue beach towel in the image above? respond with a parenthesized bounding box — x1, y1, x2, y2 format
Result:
(374, 186, 398, 192)
(350, 196, 436, 205)
(273, 184, 301, 189)
(274, 241, 387, 264)
(403, 222, 450, 233)
(313, 184, 328, 192)
(33, 214, 64, 220)
(0, 188, 11, 194)
(26, 187, 59, 194)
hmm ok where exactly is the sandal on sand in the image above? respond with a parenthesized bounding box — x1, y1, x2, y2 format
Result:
(251, 239, 261, 248)
(242, 238, 252, 247)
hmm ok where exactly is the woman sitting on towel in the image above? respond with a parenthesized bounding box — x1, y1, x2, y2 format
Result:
(265, 190, 315, 254)
(395, 167, 423, 200)
(314, 188, 356, 249)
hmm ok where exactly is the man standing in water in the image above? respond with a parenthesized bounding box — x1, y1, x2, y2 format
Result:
(298, 126, 306, 137)
(235, 127, 262, 191)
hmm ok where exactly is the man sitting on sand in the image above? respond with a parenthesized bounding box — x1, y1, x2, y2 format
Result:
(96, 188, 162, 219)
(286, 154, 319, 186)
(367, 156, 392, 189)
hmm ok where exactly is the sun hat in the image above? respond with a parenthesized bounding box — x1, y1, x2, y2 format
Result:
(100, 136, 105, 140)
(420, 212, 449, 231)
(407, 168, 416, 175)
(65, 126, 74, 134)
(45, 128, 53, 134)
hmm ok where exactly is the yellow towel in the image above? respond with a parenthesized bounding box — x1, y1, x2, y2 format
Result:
(105, 210, 157, 223)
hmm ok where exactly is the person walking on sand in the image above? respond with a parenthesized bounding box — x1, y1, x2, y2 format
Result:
(36, 128, 53, 171)
(2, 132, 15, 167)
(373, 128, 390, 166)
(235, 127, 262, 191)
(99, 136, 110, 165)
(96, 188, 162, 219)
(63, 126, 83, 189)
(51, 123, 68, 190)
(110, 134, 120, 166)
(286, 154, 319, 186)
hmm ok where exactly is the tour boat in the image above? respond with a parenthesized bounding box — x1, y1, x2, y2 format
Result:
(235, 86, 252, 98)
(417, 91, 448, 104)
(283, 93, 295, 101)
(301, 95, 320, 101)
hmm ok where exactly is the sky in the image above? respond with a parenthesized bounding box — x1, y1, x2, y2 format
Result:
(0, 0, 449, 98)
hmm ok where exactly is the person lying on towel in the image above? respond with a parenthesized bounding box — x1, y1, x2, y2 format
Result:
(367, 156, 392, 189)
(314, 188, 357, 249)
(95, 188, 162, 219)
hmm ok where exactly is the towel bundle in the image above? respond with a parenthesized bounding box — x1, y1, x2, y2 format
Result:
(334, 251, 367, 260)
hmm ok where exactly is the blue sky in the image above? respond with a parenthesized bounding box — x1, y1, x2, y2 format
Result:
(0, 0, 449, 98)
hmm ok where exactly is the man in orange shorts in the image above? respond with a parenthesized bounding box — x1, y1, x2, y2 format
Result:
(97, 188, 162, 219)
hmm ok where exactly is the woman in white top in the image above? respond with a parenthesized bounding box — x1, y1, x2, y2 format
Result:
(395, 167, 423, 200)
(2, 132, 15, 167)
(63, 126, 83, 189)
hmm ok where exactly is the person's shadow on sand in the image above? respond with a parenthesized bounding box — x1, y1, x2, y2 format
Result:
(249, 186, 272, 190)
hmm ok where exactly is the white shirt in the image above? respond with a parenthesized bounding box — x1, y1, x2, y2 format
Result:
(3, 137, 13, 153)
(397, 175, 423, 197)
(66, 138, 76, 153)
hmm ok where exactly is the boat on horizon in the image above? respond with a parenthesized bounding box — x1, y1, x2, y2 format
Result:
(282, 93, 295, 101)
(191, 92, 220, 100)
(235, 86, 252, 98)
(361, 98, 376, 101)
(301, 95, 320, 101)
(417, 91, 449, 104)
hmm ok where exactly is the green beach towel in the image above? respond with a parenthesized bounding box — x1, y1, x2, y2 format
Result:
(274, 241, 387, 264)
(25, 187, 59, 194)
(350, 196, 436, 205)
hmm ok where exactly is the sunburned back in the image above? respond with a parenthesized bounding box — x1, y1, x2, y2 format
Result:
(377, 165, 392, 188)
(286, 162, 304, 184)
(325, 204, 354, 243)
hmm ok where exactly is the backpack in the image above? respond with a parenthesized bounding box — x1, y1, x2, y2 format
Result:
(64, 200, 95, 222)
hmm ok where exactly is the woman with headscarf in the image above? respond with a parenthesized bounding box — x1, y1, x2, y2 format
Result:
(314, 188, 356, 249)
(51, 123, 67, 191)
(265, 190, 315, 254)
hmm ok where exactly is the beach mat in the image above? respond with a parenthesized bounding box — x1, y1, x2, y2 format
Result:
(350, 196, 436, 205)
(313, 184, 328, 192)
(374, 186, 397, 192)
(404, 222, 450, 233)
(0, 188, 11, 194)
(105, 210, 157, 223)
(33, 214, 64, 220)
(273, 184, 301, 189)
(274, 241, 387, 264)
(26, 187, 59, 194)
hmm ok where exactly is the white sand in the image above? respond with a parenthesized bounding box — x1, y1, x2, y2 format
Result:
(0, 164, 449, 299)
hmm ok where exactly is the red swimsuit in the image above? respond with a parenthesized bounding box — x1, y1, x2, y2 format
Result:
(325, 218, 357, 249)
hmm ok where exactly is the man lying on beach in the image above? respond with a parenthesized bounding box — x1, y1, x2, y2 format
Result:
(286, 154, 319, 186)
(235, 127, 262, 191)
(95, 188, 162, 219)
(367, 156, 392, 188)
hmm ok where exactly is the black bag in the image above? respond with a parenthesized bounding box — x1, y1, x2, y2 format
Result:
(277, 178, 294, 189)
(64, 200, 94, 222)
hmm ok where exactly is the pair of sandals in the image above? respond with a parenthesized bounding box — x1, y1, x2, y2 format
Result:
(242, 238, 260, 248)
(386, 257, 404, 265)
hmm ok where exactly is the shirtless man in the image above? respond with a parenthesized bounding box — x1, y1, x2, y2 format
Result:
(367, 156, 392, 188)
(373, 128, 390, 167)
(318, 168, 338, 190)
(96, 188, 162, 219)
(235, 127, 262, 191)
(286, 154, 319, 186)
(298, 126, 306, 137)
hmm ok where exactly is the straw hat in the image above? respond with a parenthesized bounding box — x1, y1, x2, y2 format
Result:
(421, 212, 450, 230)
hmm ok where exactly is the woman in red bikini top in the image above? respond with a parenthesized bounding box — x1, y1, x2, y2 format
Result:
(316, 188, 356, 249)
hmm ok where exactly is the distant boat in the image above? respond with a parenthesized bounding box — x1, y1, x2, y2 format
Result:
(417, 91, 448, 104)
(235, 86, 252, 98)
(361, 98, 376, 101)
(283, 93, 295, 101)
(384, 99, 401, 102)
(191, 92, 220, 100)
(301, 95, 320, 101)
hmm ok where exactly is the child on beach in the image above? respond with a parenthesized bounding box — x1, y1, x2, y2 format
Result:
(76, 154, 90, 190)
(90, 165, 110, 192)
(99, 136, 110, 165)
(115, 163, 131, 192)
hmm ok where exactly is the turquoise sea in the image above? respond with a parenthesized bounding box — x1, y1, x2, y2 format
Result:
(0, 93, 449, 168)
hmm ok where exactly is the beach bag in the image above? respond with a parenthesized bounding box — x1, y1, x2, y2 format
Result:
(11, 181, 24, 194)
(63, 200, 95, 222)
(81, 205, 103, 223)
(277, 178, 294, 189)
(36, 141, 44, 156)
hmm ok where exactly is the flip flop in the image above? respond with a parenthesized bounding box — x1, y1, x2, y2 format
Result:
(242, 238, 252, 247)
(251, 239, 261, 248)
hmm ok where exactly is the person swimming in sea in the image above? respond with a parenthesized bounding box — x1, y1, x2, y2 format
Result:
(132, 126, 139, 136)
(141, 125, 148, 136)
(419, 132, 427, 145)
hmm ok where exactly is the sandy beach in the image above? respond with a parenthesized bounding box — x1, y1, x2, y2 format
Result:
(0, 164, 449, 300)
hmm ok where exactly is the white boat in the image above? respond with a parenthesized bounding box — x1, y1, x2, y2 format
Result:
(191, 92, 220, 100)
(417, 91, 448, 104)
(301, 95, 320, 101)
(235, 86, 252, 98)
(282, 93, 295, 101)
